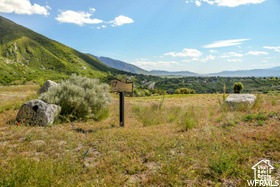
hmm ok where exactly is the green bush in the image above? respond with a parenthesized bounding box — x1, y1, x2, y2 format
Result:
(39, 75, 112, 121)
(174, 88, 196, 94)
(144, 90, 151, 96)
(233, 82, 244, 93)
(152, 89, 166, 95)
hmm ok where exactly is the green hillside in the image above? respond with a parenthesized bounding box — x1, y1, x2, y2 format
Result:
(0, 16, 121, 85)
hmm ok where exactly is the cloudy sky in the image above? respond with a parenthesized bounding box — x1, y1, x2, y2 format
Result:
(0, 0, 279, 73)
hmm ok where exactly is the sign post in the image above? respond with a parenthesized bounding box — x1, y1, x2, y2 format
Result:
(111, 78, 133, 127)
(120, 92, 124, 127)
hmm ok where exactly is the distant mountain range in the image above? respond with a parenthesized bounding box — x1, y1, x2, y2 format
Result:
(150, 70, 199, 76)
(94, 56, 280, 77)
(90, 55, 151, 75)
(206, 67, 280, 77)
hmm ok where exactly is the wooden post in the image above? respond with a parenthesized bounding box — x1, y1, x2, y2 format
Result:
(120, 92, 124, 127)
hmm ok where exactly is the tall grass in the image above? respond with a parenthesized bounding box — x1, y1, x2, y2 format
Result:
(132, 103, 199, 131)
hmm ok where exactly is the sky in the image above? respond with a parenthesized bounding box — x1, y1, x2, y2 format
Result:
(0, 0, 280, 74)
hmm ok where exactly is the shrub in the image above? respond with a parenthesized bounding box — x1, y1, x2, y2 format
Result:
(39, 75, 112, 121)
(233, 82, 244, 93)
(174, 88, 196, 94)
(144, 90, 151, 96)
(152, 89, 166, 95)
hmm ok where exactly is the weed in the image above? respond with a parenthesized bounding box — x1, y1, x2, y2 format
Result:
(25, 134, 33, 142)
(252, 94, 263, 109)
(158, 94, 165, 110)
(223, 83, 226, 102)
(268, 111, 277, 117)
(257, 120, 265, 126)
(222, 114, 239, 128)
(271, 97, 277, 106)
(209, 151, 239, 177)
(177, 108, 198, 131)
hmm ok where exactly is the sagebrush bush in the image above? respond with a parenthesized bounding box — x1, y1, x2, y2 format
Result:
(39, 75, 112, 121)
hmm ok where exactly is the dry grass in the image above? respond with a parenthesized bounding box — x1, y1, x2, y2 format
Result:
(0, 86, 280, 186)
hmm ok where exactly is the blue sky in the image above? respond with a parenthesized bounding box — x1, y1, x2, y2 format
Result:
(0, 0, 280, 74)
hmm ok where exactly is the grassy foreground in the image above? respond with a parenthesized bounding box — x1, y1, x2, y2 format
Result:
(0, 85, 280, 186)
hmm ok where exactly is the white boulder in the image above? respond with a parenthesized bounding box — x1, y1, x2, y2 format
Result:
(16, 99, 61, 126)
(225, 94, 256, 106)
(38, 80, 57, 94)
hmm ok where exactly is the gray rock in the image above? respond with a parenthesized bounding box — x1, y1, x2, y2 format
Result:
(38, 80, 57, 94)
(16, 99, 61, 126)
(225, 94, 256, 106)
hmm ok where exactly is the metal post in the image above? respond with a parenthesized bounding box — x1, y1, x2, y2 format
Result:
(120, 92, 124, 127)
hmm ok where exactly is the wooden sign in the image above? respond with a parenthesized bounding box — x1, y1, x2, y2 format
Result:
(111, 78, 133, 93)
(111, 78, 133, 127)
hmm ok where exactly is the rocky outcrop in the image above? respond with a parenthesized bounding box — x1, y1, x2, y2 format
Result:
(225, 94, 256, 107)
(16, 99, 61, 126)
(38, 80, 57, 94)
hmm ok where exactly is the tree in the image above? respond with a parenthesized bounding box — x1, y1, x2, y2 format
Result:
(233, 82, 244, 93)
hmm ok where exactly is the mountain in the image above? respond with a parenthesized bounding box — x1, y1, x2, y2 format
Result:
(91, 55, 151, 75)
(206, 67, 280, 77)
(0, 16, 121, 85)
(150, 70, 199, 76)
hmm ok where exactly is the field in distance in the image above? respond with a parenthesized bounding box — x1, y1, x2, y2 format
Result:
(0, 85, 280, 186)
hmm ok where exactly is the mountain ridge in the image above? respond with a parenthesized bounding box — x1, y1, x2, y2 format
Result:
(90, 55, 152, 75)
(0, 15, 122, 85)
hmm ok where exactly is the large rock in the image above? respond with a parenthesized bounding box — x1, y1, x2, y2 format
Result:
(225, 94, 256, 107)
(38, 80, 57, 94)
(16, 99, 61, 126)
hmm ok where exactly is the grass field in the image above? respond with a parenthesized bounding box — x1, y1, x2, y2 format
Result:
(0, 85, 280, 186)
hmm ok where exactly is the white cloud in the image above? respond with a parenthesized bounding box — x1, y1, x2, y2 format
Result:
(56, 10, 103, 26)
(186, 1, 189, 3)
(194, 0, 266, 7)
(209, 50, 217, 53)
(263, 46, 280, 53)
(89, 8, 96, 12)
(0, 0, 49, 16)
(201, 0, 215, 5)
(203, 39, 249, 48)
(227, 59, 242, 62)
(246, 51, 268, 56)
(110, 15, 134, 27)
(131, 60, 179, 70)
(195, 0, 202, 6)
(201, 55, 215, 62)
(182, 57, 199, 62)
(102, 25, 107, 28)
(220, 52, 243, 58)
(164, 48, 203, 57)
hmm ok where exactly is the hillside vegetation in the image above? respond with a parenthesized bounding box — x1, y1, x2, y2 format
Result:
(0, 85, 279, 186)
(0, 16, 121, 85)
(155, 76, 280, 94)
